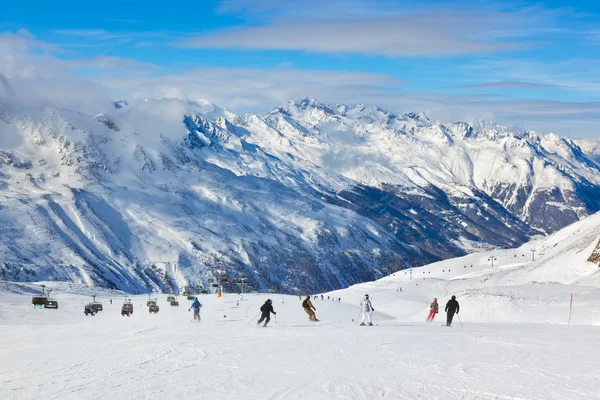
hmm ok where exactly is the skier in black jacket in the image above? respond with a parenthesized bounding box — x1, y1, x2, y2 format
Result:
(257, 299, 276, 327)
(445, 295, 460, 326)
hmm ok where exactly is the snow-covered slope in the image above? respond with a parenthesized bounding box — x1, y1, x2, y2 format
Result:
(1, 287, 599, 399)
(329, 210, 600, 324)
(262, 98, 600, 234)
(2, 95, 600, 294)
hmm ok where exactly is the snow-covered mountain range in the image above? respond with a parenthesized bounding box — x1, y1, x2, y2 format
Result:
(1, 96, 600, 293)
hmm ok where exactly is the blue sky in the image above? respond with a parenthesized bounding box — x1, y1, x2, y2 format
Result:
(2, 0, 600, 136)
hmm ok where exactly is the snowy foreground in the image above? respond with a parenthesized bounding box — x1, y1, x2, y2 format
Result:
(1, 288, 599, 400)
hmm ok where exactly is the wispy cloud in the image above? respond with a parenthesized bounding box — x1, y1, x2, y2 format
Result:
(54, 29, 113, 37)
(67, 56, 159, 70)
(455, 81, 563, 89)
(177, 11, 528, 57)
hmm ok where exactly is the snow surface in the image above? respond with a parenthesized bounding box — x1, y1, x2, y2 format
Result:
(2, 209, 600, 400)
(1, 288, 599, 400)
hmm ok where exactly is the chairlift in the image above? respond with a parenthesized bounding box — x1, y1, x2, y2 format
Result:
(167, 295, 176, 302)
(146, 299, 157, 307)
(84, 303, 97, 316)
(207, 278, 214, 283)
(186, 295, 196, 300)
(170, 299, 180, 307)
(121, 299, 134, 316)
(221, 278, 229, 283)
(31, 296, 48, 308)
(44, 299, 59, 309)
(211, 283, 219, 288)
(149, 304, 160, 314)
(196, 284, 203, 290)
(201, 290, 209, 294)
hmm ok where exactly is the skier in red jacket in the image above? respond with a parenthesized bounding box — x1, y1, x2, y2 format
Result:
(426, 298, 439, 321)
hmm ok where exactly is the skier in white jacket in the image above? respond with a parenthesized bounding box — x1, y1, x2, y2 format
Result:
(360, 294, 375, 326)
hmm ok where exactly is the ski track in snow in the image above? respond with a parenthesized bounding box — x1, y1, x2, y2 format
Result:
(1, 291, 599, 400)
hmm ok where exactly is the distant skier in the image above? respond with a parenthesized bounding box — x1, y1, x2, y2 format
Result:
(427, 298, 439, 321)
(110, 299, 113, 305)
(257, 299, 276, 327)
(360, 294, 375, 326)
(445, 295, 460, 326)
(189, 297, 202, 321)
(302, 296, 319, 321)
(321, 294, 324, 301)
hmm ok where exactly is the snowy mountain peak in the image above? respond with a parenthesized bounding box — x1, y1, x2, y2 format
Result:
(402, 111, 431, 125)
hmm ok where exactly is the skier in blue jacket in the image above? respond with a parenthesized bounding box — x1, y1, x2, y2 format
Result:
(189, 298, 202, 321)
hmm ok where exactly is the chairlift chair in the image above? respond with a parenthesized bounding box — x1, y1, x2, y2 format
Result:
(31, 296, 48, 308)
(84, 303, 97, 316)
(167, 295, 176, 302)
(149, 304, 160, 314)
(44, 299, 59, 309)
(121, 301, 134, 316)
(170, 300, 179, 307)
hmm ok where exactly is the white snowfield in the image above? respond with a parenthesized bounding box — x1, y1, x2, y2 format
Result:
(0, 291, 599, 400)
(2, 212, 600, 399)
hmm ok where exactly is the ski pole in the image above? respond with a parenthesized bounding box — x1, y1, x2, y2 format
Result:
(457, 314, 463, 327)
(247, 312, 261, 325)
(355, 309, 362, 324)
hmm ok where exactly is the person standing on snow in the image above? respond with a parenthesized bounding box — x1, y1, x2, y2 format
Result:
(189, 297, 202, 321)
(445, 295, 460, 326)
(257, 299, 276, 327)
(427, 298, 439, 321)
(302, 296, 319, 321)
(360, 294, 375, 326)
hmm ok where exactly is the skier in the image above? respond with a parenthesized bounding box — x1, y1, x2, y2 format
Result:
(257, 299, 276, 327)
(302, 296, 319, 321)
(359, 294, 375, 326)
(110, 299, 113, 305)
(321, 294, 324, 301)
(445, 295, 460, 326)
(189, 297, 202, 321)
(426, 298, 439, 321)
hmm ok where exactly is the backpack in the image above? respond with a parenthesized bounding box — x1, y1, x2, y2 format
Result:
(302, 299, 309, 308)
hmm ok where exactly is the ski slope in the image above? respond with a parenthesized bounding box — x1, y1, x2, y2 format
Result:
(1, 287, 599, 400)
(329, 210, 600, 326)
(2, 212, 600, 399)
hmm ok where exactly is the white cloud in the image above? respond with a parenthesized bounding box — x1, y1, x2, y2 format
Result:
(0, 31, 599, 138)
(177, 12, 524, 57)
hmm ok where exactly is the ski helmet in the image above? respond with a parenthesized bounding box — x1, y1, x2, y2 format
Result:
(365, 294, 369, 298)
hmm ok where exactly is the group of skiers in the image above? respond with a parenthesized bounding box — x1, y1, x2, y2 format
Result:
(191, 292, 461, 328)
(426, 295, 460, 326)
